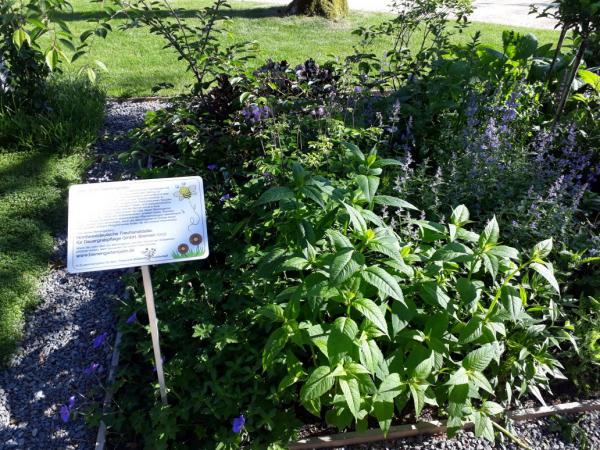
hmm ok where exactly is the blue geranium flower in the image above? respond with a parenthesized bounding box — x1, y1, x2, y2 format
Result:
(126, 312, 137, 324)
(92, 332, 108, 349)
(232, 414, 245, 433)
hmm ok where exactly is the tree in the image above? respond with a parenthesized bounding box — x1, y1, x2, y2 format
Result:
(286, 0, 349, 19)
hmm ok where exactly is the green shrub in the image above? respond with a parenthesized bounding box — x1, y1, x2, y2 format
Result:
(111, 136, 571, 447)
(0, 76, 105, 153)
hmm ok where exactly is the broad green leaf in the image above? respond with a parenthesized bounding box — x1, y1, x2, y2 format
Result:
(406, 345, 434, 380)
(483, 401, 504, 416)
(489, 245, 520, 260)
(300, 366, 335, 402)
(456, 278, 482, 313)
(373, 398, 394, 436)
(532, 238, 553, 259)
(361, 266, 404, 302)
(343, 141, 365, 161)
(262, 327, 289, 370)
(328, 325, 357, 365)
(258, 304, 285, 322)
(373, 195, 418, 211)
(327, 229, 352, 249)
(352, 297, 388, 336)
(339, 377, 361, 419)
(330, 248, 360, 285)
(325, 404, 353, 430)
(431, 242, 472, 262)
(447, 367, 469, 385)
(280, 256, 309, 271)
(408, 383, 426, 417)
(12, 28, 31, 49)
(418, 281, 449, 308)
(530, 262, 560, 293)
(45, 48, 59, 71)
(377, 373, 404, 401)
(450, 204, 470, 226)
(359, 339, 384, 374)
(478, 216, 499, 248)
(343, 202, 368, 233)
(459, 316, 484, 343)
(256, 186, 295, 205)
(333, 317, 359, 339)
(278, 366, 305, 393)
(368, 235, 402, 260)
(356, 175, 379, 203)
(473, 411, 495, 441)
(470, 370, 494, 394)
(462, 344, 494, 372)
(579, 69, 600, 92)
(501, 285, 523, 321)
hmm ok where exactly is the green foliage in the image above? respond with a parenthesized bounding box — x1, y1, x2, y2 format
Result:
(0, 76, 105, 153)
(0, 76, 104, 363)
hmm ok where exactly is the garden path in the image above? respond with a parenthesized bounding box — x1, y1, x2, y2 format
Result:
(0, 100, 162, 449)
(239, 0, 558, 29)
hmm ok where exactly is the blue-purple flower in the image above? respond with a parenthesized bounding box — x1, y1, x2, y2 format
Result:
(83, 362, 100, 376)
(126, 312, 137, 324)
(207, 164, 218, 171)
(241, 104, 272, 125)
(220, 193, 232, 203)
(59, 396, 76, 423)
(60, 404, 70, 423)
(232, 414, 245, 433)
(92, 332, 108, 349)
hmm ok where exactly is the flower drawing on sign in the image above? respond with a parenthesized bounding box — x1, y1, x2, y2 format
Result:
(178, 243, 189, 255)
(142, 247, 156, 261)
(189, 233, 202, 247)
(174, 183, 196, 200)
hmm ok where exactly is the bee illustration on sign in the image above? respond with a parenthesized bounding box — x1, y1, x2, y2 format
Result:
(172, 182, 205, 259)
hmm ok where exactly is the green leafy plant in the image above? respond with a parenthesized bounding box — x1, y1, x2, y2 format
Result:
(249, 142, 569, 439)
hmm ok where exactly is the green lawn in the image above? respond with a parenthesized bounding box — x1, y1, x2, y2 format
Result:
(0, 79, 104, 363)
(63, 0, 561, 97)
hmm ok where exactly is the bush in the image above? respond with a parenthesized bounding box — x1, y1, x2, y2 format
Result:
(0, 76, 105, 153)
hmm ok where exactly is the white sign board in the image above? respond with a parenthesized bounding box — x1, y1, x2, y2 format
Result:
(67, 176, 209, 273)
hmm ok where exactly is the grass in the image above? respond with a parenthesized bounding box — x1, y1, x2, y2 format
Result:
(62, 0, 561, 97)
(0, 78, 105, 362)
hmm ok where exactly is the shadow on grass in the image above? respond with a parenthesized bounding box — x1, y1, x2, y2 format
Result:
(52, 4, 286, 22)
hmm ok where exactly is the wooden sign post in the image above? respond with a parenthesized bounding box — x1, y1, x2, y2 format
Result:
(67, 176, 209, 405)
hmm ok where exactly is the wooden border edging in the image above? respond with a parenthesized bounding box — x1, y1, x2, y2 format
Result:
(94, 329, 122, 450)
(288, 399, 600, 449)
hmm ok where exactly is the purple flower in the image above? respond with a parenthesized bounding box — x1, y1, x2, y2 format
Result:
(152, 356, 166, 373)
(83, 362, 100, 376)
(219, 193, 232, 203)
(207, 164, 218, 171)
(126, 312, 137, 324)
(92, 332, 108, 349)
(241, 104, 272, 125)
(68, 396, 76, 409)
(60, 404, 70, 423)
(311, 106, 326, 118)
(354, 86, 363, 93)
(232, 414, 245, 433)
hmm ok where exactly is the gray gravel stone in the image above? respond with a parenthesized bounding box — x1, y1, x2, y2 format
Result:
(0, 100, 163, 450)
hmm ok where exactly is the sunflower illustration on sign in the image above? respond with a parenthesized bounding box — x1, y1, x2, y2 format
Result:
(171, 182, 206, 259)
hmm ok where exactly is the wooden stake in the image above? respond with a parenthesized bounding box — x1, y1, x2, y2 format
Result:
(141, 265, 167, 405)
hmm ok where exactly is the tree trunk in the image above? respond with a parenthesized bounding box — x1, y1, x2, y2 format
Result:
(286, 0, 348, 19)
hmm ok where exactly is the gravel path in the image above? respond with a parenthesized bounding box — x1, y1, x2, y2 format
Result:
(346, 410, 600, 450)
(0, 100, 162, 450)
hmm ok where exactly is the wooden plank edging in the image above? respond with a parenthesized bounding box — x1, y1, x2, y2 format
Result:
(288, 399, 600, 449)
